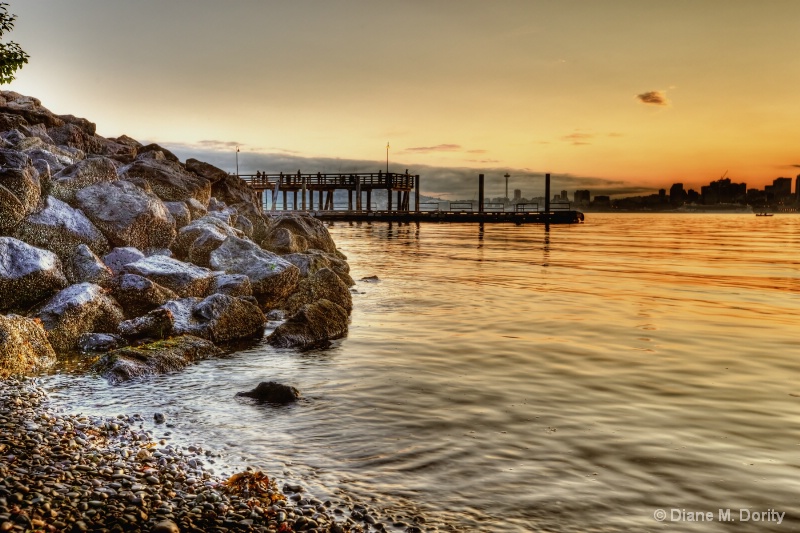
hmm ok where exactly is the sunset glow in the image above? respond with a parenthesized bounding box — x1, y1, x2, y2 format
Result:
(8, 0, 800, 197)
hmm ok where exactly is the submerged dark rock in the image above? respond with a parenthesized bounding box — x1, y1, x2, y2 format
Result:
(267, 299, 348, 349)
(236, 381, 300, 404)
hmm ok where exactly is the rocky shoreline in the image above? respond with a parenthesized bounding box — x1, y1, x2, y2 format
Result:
(0, 93, 425, 532)
(0, 377, 414, 533)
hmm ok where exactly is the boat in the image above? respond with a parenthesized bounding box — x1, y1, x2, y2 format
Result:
(755, 212, 774, 217)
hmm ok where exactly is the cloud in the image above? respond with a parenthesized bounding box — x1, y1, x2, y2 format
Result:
(162, 142, 653, 200)
(562, 133, 594, 145)
(467, 159, 500, 164)
(196, 139, 242, 150)
(466, 149, 487, 154)
(403, 144, 462, 153)
(636, 90, 668, 106)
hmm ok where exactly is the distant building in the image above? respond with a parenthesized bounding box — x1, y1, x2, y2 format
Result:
(796, 175, 800, 202)
(765, 177, 792, 204)
(513, 189, 521, 201)
(574, 190, 591, 206)
(669, 183, 686, 206)
(560, 190, 569, 202)
(593, 195, 611, 206)
(701, 178, 746, 205)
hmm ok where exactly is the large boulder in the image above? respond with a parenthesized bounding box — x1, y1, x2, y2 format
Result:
(161, 294, 266, 343)
(261, 213, 336, 254)
(25, 146, 77, 179)
(119, 157, 211, 205)
(0, 237, 68, 312)
(50, 156, 118, 204)
(118, 308, 174, 340)
(209, 273, 252, 298)
(209, 236, 300, 307)
(0, 92, 64, 128)
(267, 299, 349, 349)
(31, 282, 125, 353)
(65, 244, 113, 286)
(164, 201, 191, 229)
(284, 267, 353, 316)
(121, 255, 214, 297)
(210, 173, 268, 242)
(173, 216, 240, 267)
(236, 381, 300, 404)
(283, 249, 355, 286)
(0, 314, 56, 378)
(103, 247, 146, 275)
(185, 158, 228, 185)
(107, 273, 178, 319)
(74, 180, 177, 250)
(0, 148, 41, 231)
(13, 196, 110, 261)
(93, 335, 221, 384)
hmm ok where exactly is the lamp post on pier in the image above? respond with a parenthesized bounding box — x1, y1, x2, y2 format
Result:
(236, 146, 240, 177)
(386, 142, 390, 174)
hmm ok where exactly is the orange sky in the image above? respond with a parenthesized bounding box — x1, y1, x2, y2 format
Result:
(7, 0, 800, 197)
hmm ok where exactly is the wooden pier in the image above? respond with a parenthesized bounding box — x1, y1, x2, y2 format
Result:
(239, 171, 583, 224)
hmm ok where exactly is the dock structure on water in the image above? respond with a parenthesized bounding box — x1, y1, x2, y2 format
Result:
(240, 171, 583, 224)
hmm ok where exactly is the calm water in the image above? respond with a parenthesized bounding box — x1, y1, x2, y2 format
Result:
(42, 214, 800, 532)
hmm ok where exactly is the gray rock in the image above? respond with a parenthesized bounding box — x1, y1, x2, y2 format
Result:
(75, 180, 177, 250)
(66, 244, 113, 286)
(209, 273, 252, 298)
(0, 237, 68, 312)
(236, 381, 300, 404)
(93, 335, 222, 384)
(0, 314, 56, 378)
(262, 213, 337, 254)
(208, 171, 269, 242)
(185, 197, 208, 220)
(164, 201, 191, 229)
(267, 299, 349, 349)
(119, 158, 211, 205)
(0, 148, 40, 231)
(76, 332, 128, 353)
(103, 247, 146, 275)
(209, 236, 300, 307)
(161, 293, 266, 343)
(118, 308, 174, 340)
(284, 267, 353, 316)
(107, 273, 178, 319)
(283, 249, 355, 286)
(14, 196, 110, 261)
(50, 156, 117, 204)
(173, 216, 240, 267)
(32, 282, 125, 353)
(121, 255, 214, 298)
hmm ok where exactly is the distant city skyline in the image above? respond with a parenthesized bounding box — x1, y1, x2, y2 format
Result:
(7, 1, 800, 196)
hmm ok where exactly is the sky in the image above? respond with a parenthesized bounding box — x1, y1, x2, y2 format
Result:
(5, 0, 800, 199)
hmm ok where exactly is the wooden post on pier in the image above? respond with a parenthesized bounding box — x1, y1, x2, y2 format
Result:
(478, 174, 485, 213)
(415, 175, 420, 211)
(302, 177, 306, 211)
(366, 189, 372, 212)
(545, 173, 551, 216)
(356, 175, 362, 211)
(318, 190, 323, 210)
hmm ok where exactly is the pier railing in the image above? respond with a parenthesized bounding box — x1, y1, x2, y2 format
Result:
(239, 171, 416, 190)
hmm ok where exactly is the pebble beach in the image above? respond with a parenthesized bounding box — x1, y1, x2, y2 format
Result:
(0, 378, 415, 533)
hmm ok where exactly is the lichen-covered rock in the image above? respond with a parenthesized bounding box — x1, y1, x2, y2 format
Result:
(49, 156, 118, 205)
(14, 196, 109, 261)
(236, 381, 300, 404)
(121, 255, 214, 298)
(209, 236, 300, 307)
(77, 332, 128, 353)
(103, 247, 146, 276)
(107, 273, 178, 319)
(0, 237, 68, 312)
(118, 308, 174, 340)
(66, 244, 113, 286)
(119, 158, 211, 205)
(185, 158, 228, 185)
(0, 92, 64, 128)
(283, 249, 355, 286)
(261, 213, 337, 254)
(93, 335, 222, 384)
(164, 201, 191, 229)
(207, 198, 238, 226)
(185, 198, 208, 221)
(209, 172, 269, 242)
(209, 273, 252, 298)
(0, 148, 41, 231)
(24, 146, 77, 177)
(31, 282, 125, 353)
(161, 294, 266, 343)
(74, 180, 176, 250)
(285, 267, 353, 315)
(267, 299, 348, 349)
(173, 216, 240, 267)
(0, 314, 56, 378)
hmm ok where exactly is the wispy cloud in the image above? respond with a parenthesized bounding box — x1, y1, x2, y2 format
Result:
(636, 90, 668, 106)
(467, 149, 488, 154)
(163, 142, 654, 200)
(403, 144, 462, 153)
(196, 139, 242, 150)
(562, 133, 594, 146)
(468, 159, 500, 164)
